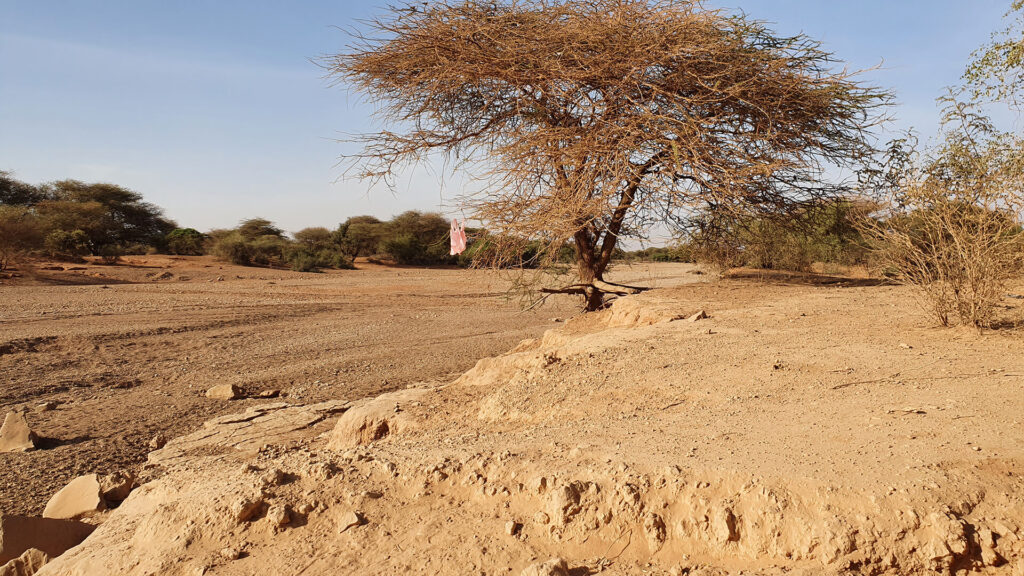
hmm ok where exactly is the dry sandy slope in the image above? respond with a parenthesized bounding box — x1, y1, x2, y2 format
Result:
(37, 277, 1024, 576)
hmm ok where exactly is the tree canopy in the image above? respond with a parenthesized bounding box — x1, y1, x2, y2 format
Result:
(326, 0, 890, 309)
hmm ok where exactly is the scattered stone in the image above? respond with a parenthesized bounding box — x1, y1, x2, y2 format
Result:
(0, 412, 37, 453)
(148, 433, 168, 450)
(219, 547, 240, 561)
(42, 475, 106, 520)
(898, 343, 913, 349)
(0, 548, 48, 576)
(0, 515, 94, 565)
(338, 511, 364, 533)
(521, 558, 569, 576)
(255, 390, 280, 399)
(505, 520, 522, 536)
(206, 384, 242, 401)
(99, 471, 136, 503)
(297, 503, 315, 515)
(266, 504, 290, 528)
(687, 310, 708, 322)
(305, 462, 336, 481)
(531, 476, 548, 494)
(259, 468, 286, 488)
(35, 402, 57, 413)
(231, 496, 264, 523)
(534, 511, 550, 525)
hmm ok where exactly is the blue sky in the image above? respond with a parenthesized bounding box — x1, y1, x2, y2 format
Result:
(0, 1, 1013, 234)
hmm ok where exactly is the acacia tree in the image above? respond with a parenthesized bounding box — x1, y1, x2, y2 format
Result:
(965, 0, 1024, 106)
(326, 0, 888, 310)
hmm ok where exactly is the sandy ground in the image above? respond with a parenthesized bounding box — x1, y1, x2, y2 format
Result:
(0, 256, 696, 517)
(25, 263, 1024, 575)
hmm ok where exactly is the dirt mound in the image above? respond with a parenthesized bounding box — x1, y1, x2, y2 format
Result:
(36, 284, 1024, 575)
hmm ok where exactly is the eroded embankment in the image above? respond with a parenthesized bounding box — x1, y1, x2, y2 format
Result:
(37, 289, 1024, 576)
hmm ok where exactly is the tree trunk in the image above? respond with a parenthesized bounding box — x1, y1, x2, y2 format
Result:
(574, 229, 608, 311)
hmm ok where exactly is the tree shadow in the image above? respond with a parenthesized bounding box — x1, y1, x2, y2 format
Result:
(724, 269, 894, 288)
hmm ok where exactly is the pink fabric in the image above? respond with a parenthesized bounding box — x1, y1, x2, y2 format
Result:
(450, 218, 467, 255)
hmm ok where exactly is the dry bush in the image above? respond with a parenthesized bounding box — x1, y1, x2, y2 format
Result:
(0, 205, 43, 271)
(862, 101, 1024, 328)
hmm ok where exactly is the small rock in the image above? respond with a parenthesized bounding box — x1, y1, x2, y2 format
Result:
(898, 342, 913, 349)
(231, 496, 264, 523)
(266, 504, 290, 528)
(531, 476, 548, 494)
(219, 547, 240, 561)
(148, 433, 168, 450)
(534, 511, 550, 525)
(687, 310, 708, 322)
(35, 402, 57, 413)
(297, 502, 315, 515)
(0, 548, 48, 576)
(259, 468, 286, 487)
(0, 412, 37, 453)
(206, 384, 242, 401)
(99, 471, 136, 503)
(255, 390, 280, 399)
(505, 520, 522, 536)
(42, 474, 106, 519)
(521, 558, 569, 576)
(305, 462, 336, 481)
(338, 511, 364, 533)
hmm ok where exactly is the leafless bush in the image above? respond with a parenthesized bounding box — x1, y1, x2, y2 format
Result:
(862, 100, 1024, 328)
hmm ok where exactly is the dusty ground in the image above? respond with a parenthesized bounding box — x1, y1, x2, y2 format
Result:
(0, 256, 694, 516)
(31, 267, 1024, 575)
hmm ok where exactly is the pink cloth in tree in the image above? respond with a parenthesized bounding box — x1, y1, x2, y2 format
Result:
(450, 219, 467, 255)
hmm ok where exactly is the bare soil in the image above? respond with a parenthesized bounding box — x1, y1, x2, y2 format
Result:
(1, 256, 692, 516)
(36, 269, 1024, 575)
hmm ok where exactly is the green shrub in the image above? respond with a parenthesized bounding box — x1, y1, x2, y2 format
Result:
(380, 233, 427, 265)
(210, 232, 253, 265)
(284, 245, 354, 272)
(165, 228, 206, 255)
(44, 229, 91, 259)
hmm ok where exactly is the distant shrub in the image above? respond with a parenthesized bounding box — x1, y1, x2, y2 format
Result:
(165, 228, 206, 255)
(210, 218, 353, 271)
(380, 233, 427, 265)
(376, 211, 456, 265)
(237, 218, 284, 240)
(210, 232, 254, 265)
(44, 229, 91, 260)
(687, 200, 870, 272)
(0, 205, 44, 271)
(622, 245, 693, 263)
(284, 245, 354, 272)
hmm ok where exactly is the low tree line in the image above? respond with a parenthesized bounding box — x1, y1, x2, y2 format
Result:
(0, 173, 177, 269)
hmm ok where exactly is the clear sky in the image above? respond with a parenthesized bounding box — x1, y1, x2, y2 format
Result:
(0, 1, 1013, 234)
